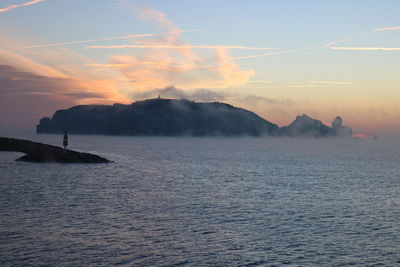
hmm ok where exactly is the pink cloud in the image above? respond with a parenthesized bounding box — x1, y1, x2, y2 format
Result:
(0, 0, 44, 13)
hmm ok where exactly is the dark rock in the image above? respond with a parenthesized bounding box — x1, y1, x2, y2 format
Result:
(0, 137, 110, 163)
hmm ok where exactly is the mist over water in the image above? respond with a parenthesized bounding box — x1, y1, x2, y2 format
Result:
(0, 131, 399, 266)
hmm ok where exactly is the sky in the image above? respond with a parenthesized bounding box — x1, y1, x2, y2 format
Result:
(0, 0, 399, 136)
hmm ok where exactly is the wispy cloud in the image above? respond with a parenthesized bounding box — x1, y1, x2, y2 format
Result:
(0, 33, 128, 107)
(0, 0, 44, 13)
(323, 38, 351, 47)
(331, 47, 400, 51)
(26, 29, 201, 48)
(132, 86, 227, 102)
(132, 86, 294, 108)
(0, 64, 100, 99)
(311, 81, 353, 85)
(0, 59, 123, 127)
(246, 80, 272, 84)
(286, 85, 323, 88)
(373, 26, 400, 32)
(278, 81, 353, 88)
(87, 44, 274, 50)
(130, 86, 297, 127)
(231, 49, 302, 60)
(93, 5, 255, 90)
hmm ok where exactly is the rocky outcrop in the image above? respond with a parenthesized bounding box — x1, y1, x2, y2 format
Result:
(277, 114, 353, 138)
(0, 137, 110, 163)
(36, 98, 279, 136)
(331, 116, 353, 137)
(277, 114, 333, 137)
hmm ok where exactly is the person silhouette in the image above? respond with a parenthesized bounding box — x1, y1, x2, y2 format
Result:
(63, 131, 68, 150)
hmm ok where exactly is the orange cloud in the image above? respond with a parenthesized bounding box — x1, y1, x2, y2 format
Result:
(0, 61, 125, 127)
(0, 0, 44, 13)
(0, 33, 131, 127)
(214, 47, 255, 87)
(92, 5, 255, 91)
(0, 50, 126, 104)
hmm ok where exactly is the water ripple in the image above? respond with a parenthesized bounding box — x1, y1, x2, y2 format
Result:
(0, 137, 399, 266)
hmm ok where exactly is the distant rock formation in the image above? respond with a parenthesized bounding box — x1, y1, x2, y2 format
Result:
(277, 114, 353, 138)
(37, 98, 279, 136)
(277, 114, 333, 137)
(0, 137, 110, 163)
(331, 116, 353, 137)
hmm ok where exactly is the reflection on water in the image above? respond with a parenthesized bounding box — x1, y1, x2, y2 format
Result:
(0, 133, 399, 266)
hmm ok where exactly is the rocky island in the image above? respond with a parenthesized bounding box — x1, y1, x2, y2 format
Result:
(0, 137, 111, 163)
(37, 98, 279, 136)
(278, 114, 353, 137)
(36, 98, 353, 138)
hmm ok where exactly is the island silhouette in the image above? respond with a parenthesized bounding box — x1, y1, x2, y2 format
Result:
(37, 98, 352, 138)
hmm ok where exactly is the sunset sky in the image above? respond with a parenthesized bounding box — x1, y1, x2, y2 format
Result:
(0, 0, 399, 136)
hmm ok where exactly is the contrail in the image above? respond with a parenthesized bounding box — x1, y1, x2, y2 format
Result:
(311, 81, 353, 85)
(323, 38, 350, 47)
(25, 29, 201, 48)
(87, 44, 275, 50)
(373, 26, 400, 32)
(231, 49, 302, 60)
(0, 0, 45, 13)
(331, 47, 400, 51)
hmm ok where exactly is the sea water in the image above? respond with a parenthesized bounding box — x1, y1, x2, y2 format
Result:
(0, 131, 399, 266)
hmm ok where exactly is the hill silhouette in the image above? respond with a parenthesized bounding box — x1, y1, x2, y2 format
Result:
(37, 98, 279, 136)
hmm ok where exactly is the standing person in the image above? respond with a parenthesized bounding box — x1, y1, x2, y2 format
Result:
(63, 131, 68, 150)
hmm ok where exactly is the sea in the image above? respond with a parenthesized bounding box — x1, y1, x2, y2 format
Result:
(0, 130, 399, 266)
